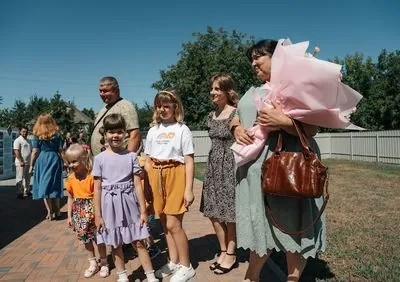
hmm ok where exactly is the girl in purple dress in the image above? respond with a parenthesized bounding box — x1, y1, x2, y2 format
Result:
(93, 113, 158, 282)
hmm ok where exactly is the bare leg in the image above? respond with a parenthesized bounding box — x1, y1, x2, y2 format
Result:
(243, 250, 271, 282)
(160, 214, 179, 264)
(286, 252, 307, 282)
(96, 243, 109, 277)
(166, 214, 190, 267)
(84, 241, 96, 258)
(43, 198, 52, 219)
(134, 240, 154, 273)
(216, 222, 237, 271)
(210, 218, 227, 264)
(113, 246, 125, 272)
(97, 243, 107, 263)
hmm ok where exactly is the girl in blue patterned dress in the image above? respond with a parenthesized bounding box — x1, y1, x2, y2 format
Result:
(93, 113, 158, 282)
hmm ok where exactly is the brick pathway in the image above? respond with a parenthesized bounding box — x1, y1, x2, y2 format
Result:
(0, 179, 283, 282)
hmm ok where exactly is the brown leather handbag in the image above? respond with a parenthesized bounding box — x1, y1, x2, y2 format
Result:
(261, 119, 329, 235)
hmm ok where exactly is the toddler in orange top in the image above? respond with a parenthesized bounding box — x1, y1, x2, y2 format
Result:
(64, 144, 109, 278)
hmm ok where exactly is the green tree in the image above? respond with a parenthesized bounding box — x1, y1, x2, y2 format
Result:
(48, 92, 77, 134)
(152, 26, 259, 129)
(328, 53, 378, 131)
(82, 108, 95, 120)
(0, 96, 3, 104)
(0, 92, 79, 134)
(333, 50, 400, 130)
(369, 50, 400, 129)
(136, 102, 153, 132)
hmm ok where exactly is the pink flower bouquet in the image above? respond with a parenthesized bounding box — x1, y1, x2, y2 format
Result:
(231, 39, 364, 167)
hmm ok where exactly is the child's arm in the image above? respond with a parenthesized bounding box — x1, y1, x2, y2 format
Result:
(144, 155, 152, 173)
(134, 174, 148, 226)
(94, 177, 106, 232)
(184, 154, 195, 208)
(67, 193, 73, 227)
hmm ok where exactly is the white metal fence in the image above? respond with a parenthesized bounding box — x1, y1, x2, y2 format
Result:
(192, 130, 400, 165)
(2, 129, 399, 180)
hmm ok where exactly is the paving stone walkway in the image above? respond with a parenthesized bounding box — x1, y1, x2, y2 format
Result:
(0, 179, 283, 282)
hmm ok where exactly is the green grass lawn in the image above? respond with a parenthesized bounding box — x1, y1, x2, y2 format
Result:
(194, 162, 207, 181)
(194, 159, 400, 281)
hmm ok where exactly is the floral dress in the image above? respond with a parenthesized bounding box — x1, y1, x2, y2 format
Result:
(200, 110, 236, 223)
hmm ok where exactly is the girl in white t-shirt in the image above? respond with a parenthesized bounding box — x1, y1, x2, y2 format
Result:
(145, 89, 196, 282)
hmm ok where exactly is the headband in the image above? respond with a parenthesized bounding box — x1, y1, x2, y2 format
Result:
(159, 90, 177, 100)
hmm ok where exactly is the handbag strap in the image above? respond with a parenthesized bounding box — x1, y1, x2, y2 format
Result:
(275, 119, 312, 156)
(265, 177, 329, 236)
(89, 97, 123, 155)
(92, 97, 123, 130)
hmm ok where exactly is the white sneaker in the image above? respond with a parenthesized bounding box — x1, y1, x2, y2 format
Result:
(83, 263, 99, 278)
(99, 265, 110, 278)
(170, 264, 195, 282)
(116, 270, 129, 282)
(155, 261, 180, 278)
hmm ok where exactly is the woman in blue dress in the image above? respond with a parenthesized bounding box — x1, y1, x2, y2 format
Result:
(29, 113, 64, 220)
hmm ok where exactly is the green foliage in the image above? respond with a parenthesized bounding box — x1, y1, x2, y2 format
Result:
(152, 26, 260, 129)
(135, 102, 153, 132)
(322, 49, 400, 131)
(0, 91, 84, 135)
(0, 96, 3, 105)
(82, 108, 95, 120)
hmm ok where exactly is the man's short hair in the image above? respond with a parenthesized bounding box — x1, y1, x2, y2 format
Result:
(100, 76, 120, 94)
(19, 126, 28, 132)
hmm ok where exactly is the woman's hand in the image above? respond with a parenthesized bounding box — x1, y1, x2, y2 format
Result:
(95, 216, 106, 233)
(184, 190, 195, 208)
(139, 212, 148, 227)
(257, 100, 291, 130)
(234, 125, 255, 145)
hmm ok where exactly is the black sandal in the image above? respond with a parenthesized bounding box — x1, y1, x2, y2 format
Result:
(213, 252, 238, 275)
(209, 250, 226, 271)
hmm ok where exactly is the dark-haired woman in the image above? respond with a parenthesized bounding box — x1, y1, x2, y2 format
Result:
(232, 39, 325, 282)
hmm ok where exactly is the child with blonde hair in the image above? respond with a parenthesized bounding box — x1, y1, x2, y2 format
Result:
(145, 89, 196, 282)
(93, 113, 158, 282)
(64, 144, 109, 278)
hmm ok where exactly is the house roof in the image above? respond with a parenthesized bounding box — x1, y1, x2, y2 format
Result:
(71, 106, 93, 124)
(28, 106, 93, 125)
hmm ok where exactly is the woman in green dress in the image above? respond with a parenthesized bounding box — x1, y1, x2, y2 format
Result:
(231, 39, 326, 282)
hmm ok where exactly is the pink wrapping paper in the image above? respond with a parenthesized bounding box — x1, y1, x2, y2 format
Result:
(231, 39, 364, 167)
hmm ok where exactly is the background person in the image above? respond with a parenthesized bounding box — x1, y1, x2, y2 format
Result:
(29, 113, 64, 221)
(13, 126, 32, 198)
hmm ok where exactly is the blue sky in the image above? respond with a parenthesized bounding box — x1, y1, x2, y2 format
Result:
(1, 0, 399, 112)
